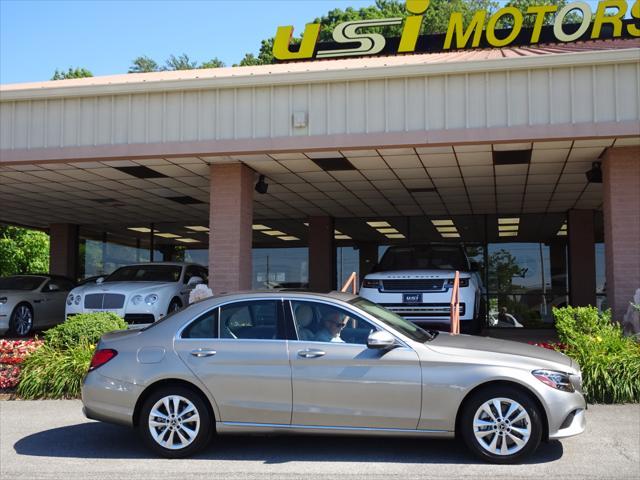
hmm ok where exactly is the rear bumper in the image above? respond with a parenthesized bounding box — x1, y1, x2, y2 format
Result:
(81, 371, 140, 427)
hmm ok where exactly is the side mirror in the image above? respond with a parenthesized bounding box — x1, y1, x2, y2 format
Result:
(96, 277, 105, 284)
(187, 276, 203, 287)
(367, 330, 396, 349)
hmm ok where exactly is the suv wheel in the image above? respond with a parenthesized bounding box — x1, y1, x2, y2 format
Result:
(139, 386, 212, 458)
(460, 386, 542, 464)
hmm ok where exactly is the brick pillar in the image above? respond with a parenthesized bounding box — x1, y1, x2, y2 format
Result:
(309, 216, 335, 293)
(602, 146, 640, 321)
(568, 210, 596, 307)
(209, 163, 254, 294)
(49, 223, 78, 280)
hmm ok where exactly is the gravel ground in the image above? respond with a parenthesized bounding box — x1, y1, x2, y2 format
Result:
(0, 400, 638, 480)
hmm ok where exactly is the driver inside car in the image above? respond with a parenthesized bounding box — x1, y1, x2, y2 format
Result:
(315, 311, 348, 343)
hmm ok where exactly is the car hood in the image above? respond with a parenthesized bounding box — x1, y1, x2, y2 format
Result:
(425, 332, 574, 370)
(77, 282, 176, 295)
(366, 270, 470, 279)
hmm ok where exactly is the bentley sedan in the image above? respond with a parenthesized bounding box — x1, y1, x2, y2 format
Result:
(82, 292, 586, 463)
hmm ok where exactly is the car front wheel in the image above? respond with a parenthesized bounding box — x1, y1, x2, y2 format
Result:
(9, 303, 34, 337)
(139, 386, 212, 458)
(460, 386, 542, 464)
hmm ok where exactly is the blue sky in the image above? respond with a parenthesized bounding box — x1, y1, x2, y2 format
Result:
(0, 0, 607, 85)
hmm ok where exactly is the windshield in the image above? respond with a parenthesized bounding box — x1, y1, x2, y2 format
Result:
(376, 245, 468, 272)
(350, 297, 436, 342)
(0, 276, 46, 291)
(105, 265, 182, 283)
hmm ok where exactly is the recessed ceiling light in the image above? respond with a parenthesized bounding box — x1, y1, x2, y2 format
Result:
(334, 230, 343, 234)
(498, 218, 520, 225)
(557, 231, 568, 236)
(154, 233, 181, 238)
(560, 224, 567, 230)
(115, 166, 168, 179)
(377, 228, 399, 234)
(499, 232, 518, 237)
(279, 236, 299, 241)
(176, 238, 199, 243)
(431, 219, 454, 226)
(436, 227, 458, 233)
(311, 157, 356, 171)
(498, 225, 519, 231)
(441, 233, 461, 238)
(335, 234, 352, 240)
(367, 221, 391, 228)
(493, 149, 532, 165)
(252, 224, 271, 230)
(385, 233, 406, 239)
(262, 230, 286, 236)
(185, 226, 209, 232)
(303, 222, 309, 227)
(128, 227, 152, 233)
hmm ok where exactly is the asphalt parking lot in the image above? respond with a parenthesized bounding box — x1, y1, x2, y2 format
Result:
(0, 400, 638, 480)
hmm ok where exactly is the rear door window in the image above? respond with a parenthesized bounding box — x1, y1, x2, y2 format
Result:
(219, 300, 283, 340)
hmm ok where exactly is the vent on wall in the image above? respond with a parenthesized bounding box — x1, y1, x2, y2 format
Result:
(114, 166, 168, 179)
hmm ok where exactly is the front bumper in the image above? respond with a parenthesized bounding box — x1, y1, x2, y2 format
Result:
(549, 407, 586, 439)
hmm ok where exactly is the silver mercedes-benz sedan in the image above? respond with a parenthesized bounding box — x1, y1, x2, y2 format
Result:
(82, 291, 586, 463)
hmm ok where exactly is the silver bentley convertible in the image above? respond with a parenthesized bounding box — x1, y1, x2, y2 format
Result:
(82, 291, 586, 463)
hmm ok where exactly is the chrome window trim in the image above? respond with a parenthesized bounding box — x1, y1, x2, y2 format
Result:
(220, 421, 449, 434)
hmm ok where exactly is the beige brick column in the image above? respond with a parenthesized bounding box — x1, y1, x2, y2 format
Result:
(49, 223, 78, 280)
(209, 163, 254, 294)
(308, 216, 335, 293)
(602, 146, 640, 321)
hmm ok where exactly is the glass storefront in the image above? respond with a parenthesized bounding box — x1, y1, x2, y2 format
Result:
(252, 247, 308, 289)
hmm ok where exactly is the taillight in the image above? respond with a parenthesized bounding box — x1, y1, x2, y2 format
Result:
(362, 279, 381, 289)
(89, 349, 118, 371)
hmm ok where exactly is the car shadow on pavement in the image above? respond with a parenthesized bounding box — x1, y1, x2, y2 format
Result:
(14, 422, 564, 464)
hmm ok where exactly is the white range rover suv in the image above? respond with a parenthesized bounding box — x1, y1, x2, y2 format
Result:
(359, 244, 484, 334)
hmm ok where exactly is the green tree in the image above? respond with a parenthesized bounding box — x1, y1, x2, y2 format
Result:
(0, 225, 50, 277)
(164, 53, 198, 71)
(129, 55, 160, 73)
(200, 57, 225, 69)
(51, 67, 93, 80)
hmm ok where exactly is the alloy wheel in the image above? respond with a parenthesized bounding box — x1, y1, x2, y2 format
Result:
(14, 305, 33, 336)
(148, 395, 201, 450)
(472, 397, 531, 456)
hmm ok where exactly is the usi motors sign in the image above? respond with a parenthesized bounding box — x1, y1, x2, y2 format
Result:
(273, 0, 640, 61)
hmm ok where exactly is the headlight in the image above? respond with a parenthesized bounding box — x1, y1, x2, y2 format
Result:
(145, 294, 159, 306)
(447, 278, 470, 287)
(0, 297, 7, 305)
(74, 295, 81, 305)
(66, 294, 74, 306)
(532, 369, 575, 392)
(131, 295, 143, 306)
(362, 279, 381, 289)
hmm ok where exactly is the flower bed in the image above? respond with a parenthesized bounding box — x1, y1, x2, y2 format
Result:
(0, 339, 44, 390)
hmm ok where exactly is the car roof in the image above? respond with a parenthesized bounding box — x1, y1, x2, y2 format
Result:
(113, 262, 205, 268)
(209, 290, 359, 304)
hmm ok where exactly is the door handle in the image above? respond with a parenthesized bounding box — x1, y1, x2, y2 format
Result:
(190, 349, 216, 358)
(297, 349, 326, 359)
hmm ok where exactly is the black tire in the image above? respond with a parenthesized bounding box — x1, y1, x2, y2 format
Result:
(460, 385, 543, 464)
(138, 385, 212, 458)
(9, 303, 34, 337)
(168, 298, 182, 315)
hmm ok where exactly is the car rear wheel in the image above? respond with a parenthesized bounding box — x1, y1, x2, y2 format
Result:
(460, 386, 542, 464)
(9, 303, 34, 337)
(139, 386, 212, 458)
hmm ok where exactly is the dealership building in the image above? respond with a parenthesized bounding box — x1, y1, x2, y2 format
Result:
(1, 32, 639, 328)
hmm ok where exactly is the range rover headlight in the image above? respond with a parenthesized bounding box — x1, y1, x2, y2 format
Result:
(74, 295, 81, 305)
(145, 294, 159, 306)
(447, 278, 470, 287)
(131, 295, 143, 306)
(532, 369, 575, 393)
(362, 279, 381, 289)
(0, 297, 7, 305)
(66, 294, 74, 306)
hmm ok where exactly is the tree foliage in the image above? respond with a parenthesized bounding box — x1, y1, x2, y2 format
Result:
(164, 53, 198, 71)
(500, 1, 580, 27)
(200, 57, 226, 69)
(0, 226, 50, 277)
(129, 55, 160, 73)
(51, 67, 93, 80)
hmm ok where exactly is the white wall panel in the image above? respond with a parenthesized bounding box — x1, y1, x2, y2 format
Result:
(1, 53, 638, 158)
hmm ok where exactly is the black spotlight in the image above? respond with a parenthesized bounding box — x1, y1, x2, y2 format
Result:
(255, 174, 269, 194)
(585, 162, 603, 183)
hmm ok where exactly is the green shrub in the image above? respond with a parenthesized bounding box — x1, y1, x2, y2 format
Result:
(17, 312, 127, 399)
(553, 306, 640, 403)
(17, 343, 93, 399)
(44, 312, 127, 350)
